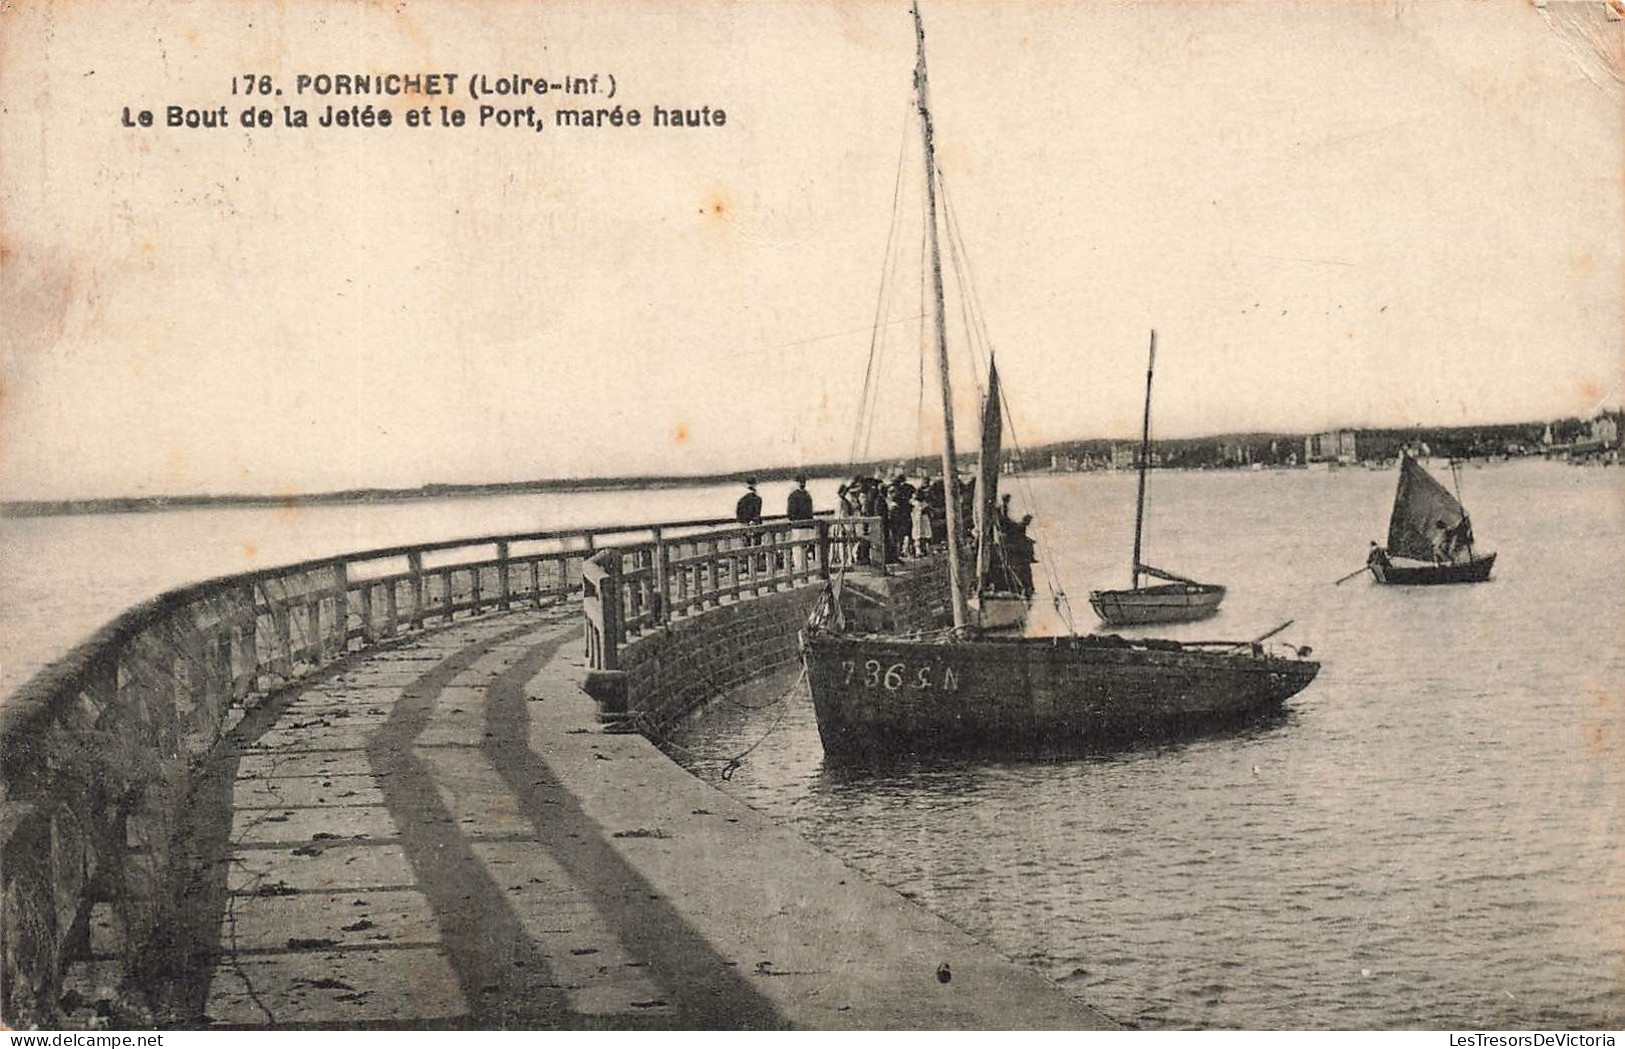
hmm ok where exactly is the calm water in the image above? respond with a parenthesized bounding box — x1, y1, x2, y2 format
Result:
(4, 462, 1621, 1029)
(666, 460, 1625, 1029)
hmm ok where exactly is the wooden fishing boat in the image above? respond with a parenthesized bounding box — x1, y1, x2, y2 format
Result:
(1367, 453, 1495, 586)
(1088, 331, 1226, 626)
(805, 596, 1319, 760)
(1371, 554, 1495, 586)
(798, 3, 1319, 762)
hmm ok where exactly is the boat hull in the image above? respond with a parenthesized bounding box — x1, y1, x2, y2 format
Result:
(1372, 552, 1496, 585)
(1088, 583, 1226, 625)
(801, 629, 1318, 762)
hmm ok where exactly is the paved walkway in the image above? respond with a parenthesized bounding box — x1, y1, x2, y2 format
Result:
(181, 606, 1115, 1029)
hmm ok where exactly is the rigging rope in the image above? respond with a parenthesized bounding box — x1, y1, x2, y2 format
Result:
(915, 191, 930, 467)
(938, 167, 1078, 633)
(850, 99, 914, 467)
(632, 665, 809, 782)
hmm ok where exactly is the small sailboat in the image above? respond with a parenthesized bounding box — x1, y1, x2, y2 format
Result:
(1088, 331, 1226, 625)
(798, 3, 1319, 762)
(1368, 453, 1496, 585)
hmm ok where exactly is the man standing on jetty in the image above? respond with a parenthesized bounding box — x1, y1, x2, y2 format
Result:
(787, 475, 814, 522)
(736, 477, 763, 525)
(736, 477, 765, 573)
(787, 474, 815, 572)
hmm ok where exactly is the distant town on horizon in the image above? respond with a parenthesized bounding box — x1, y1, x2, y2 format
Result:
(4, 409, 1621, 520)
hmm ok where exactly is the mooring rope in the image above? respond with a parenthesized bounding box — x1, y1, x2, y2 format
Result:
(625, 663, 809, 782)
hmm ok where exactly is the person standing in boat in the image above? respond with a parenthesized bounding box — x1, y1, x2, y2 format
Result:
(1006, 514, 1037, 596)
(1429, 519, 1450, 564)
(1443, 515, 1474, 564)
(1367, 541, 1390, 572)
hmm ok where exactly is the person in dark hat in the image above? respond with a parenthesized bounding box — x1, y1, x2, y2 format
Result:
(786, 475, 814, 521)
(735, 477, 762, 525)
(736, 477, 765, 573)
(1007, 514, 1037, 596)
(785, 474, 815, 571)
(886, 473, 915, 562)
(853, 475, 879, 565)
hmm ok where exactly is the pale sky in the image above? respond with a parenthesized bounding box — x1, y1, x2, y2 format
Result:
(2, 0, 1621, 501)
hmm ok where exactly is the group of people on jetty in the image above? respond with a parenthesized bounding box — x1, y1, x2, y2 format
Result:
(732, 472, 1037, 594)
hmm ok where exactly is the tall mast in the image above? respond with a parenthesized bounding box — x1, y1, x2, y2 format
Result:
(912, 2, 969, 630)
(1130, 329, 1156, 589)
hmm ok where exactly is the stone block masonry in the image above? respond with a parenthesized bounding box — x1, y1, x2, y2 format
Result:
(617, 586, 826, 730)
(609, 555, 951, 732)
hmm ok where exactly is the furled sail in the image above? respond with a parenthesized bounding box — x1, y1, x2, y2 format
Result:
(1386, 454, 1466, 562)
(973, 357, 1003, 591)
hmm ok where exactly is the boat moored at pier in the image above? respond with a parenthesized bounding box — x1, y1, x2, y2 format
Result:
(798, 3, 1319, 763)
(804, 594, 1318, 761)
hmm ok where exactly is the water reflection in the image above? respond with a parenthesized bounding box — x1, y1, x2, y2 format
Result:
(665, 461, 1625, 1030)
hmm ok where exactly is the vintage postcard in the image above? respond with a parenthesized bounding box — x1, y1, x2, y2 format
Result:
(1, 0, 1621, 1035)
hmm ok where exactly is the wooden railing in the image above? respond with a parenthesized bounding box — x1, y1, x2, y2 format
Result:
(0, 509, 843, 1026)
(582, 515, 887, 671)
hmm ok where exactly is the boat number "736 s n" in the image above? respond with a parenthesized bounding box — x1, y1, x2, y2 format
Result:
(841, 660, 961, 693)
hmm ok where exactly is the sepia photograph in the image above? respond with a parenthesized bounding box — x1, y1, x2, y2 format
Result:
(1, 0, 1621, 1034)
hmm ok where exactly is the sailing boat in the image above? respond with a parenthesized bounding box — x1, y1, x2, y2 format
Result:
(1368, 453, 1496, 584)
(798, 3, 1319, 762)
(1088, 330, 1227, 625)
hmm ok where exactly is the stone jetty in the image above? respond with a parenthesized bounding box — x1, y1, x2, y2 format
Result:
(2, 513, 1117, 1029)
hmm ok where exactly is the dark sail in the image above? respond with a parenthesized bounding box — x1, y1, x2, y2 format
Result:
(1386, 454, 1465, 562)
(973, 357, 1003, 591)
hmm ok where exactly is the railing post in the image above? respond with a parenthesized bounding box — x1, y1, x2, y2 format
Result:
(602, 552, 621, 669)
(674, 539, 689, 617)
(497, 541, 512, 611)
(269, 586, 292, 678)
(652, 528, 669, 624)
(361, 582, 377, 645)
(237, 581, 258, 696)
(309, 592, 324, 663)
(408, 551, 425, 631)
(625, 551, 643, 630)
(333, 561, 349, 654)
(816, 519, 831, 580)
(384, 580, 399, 638)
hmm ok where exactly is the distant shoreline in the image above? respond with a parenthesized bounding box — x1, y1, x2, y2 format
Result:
(0, 467, 865, 520)
(0, 474, 741, 520)
(5, 415, 1616, 520)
